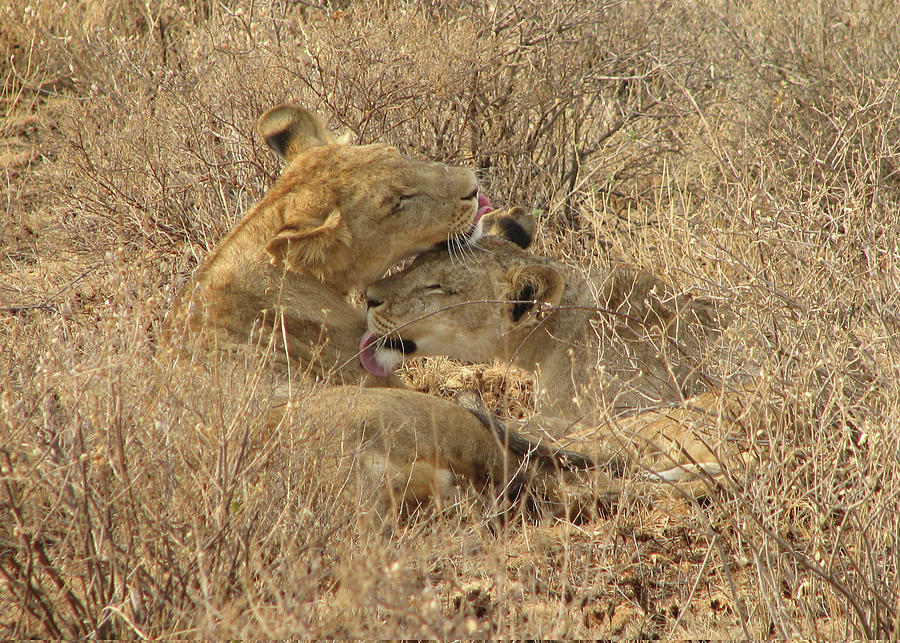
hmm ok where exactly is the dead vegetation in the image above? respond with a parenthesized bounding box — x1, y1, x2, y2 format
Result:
(2, 0, 899, 637)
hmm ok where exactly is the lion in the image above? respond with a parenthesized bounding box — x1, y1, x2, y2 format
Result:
(358, 208, 756, 489)
(164, 106, 600, 516)
(361, 207, 728, 415)
(165, 104, 487, 385)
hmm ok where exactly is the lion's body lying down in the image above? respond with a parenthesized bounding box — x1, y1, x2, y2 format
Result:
(279, 386, 597, 515)
(360, 209, 755, 495)
(363, 208, 727, 416)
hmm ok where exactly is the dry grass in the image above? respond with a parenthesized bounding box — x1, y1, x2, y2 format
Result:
(2, 0, 899, 637)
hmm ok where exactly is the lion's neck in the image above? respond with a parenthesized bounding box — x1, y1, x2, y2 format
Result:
(503, 262, 711, 421)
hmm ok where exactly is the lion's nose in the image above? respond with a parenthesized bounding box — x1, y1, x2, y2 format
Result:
(366, 297, 383, 310)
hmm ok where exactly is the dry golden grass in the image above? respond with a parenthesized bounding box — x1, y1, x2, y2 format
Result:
(2, 0, 899, 637)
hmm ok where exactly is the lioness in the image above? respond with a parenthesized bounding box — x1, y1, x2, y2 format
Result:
(166, 104, 486, 385)
(359, 209, 753, 487)
(361, 208, 726, 415)
(165, 107, 595, 515)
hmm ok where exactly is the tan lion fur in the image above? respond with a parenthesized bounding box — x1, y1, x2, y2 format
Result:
(276, 386, 600, 516)
(164, 108, 596, 515)
(165, 104, 482, 385)
(362, 209, 753, 493)
(550, 387, 761, 496)
(365, 208, 728, 416)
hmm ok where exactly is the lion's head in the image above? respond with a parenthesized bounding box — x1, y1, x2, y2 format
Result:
(249, 104, 490, 287)
(358, 208, 562, 377)
(169, 105, 499, 382)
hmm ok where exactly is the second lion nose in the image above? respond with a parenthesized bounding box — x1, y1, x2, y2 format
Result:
(366, 297, 383, 310)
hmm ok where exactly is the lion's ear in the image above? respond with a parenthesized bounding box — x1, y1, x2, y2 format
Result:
(506, 264, 565, 322)
(257, 105, 341, 162)
(265, 208, 353, 276)
(481, 207, 536, 249)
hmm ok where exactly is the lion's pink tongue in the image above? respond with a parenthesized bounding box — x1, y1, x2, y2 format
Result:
(476, 193, 494, 221)
(359, 330, 394, 378)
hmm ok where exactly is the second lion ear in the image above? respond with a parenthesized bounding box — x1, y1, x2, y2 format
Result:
(257, 105, 343, 162)
(506, 265, 565, 323)
(481, 207, 537, 249)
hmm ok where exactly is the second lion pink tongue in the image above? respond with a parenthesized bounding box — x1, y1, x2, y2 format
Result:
(359, 331, 394, 378)
(476, 193, 494, 220)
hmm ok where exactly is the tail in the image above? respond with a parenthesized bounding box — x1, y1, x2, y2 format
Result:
(454, 389, 595, 472)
